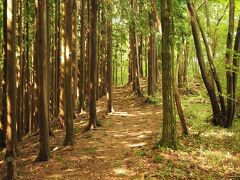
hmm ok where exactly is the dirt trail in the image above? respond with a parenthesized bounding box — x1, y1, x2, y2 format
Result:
(0, 84, 163, 179)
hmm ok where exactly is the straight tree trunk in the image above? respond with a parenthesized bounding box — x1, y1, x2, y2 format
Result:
(159, 0, 177, 149)
(78, 0, 86, 113)
(106, 2, 114, 113)
(59, 1, 66, 124)
(5, 0, 17, 178)
(86, 0, 99, 130)
(225, 0, 235, 128)
(16, 0, 24, 140)
(130, 0, 143, 97)
(0, 0, 7, 148)
(232, 17, 240, 119)
(33, 0, 40, 132)
(148, 13, 156, 96)
(36, 0, 50, 161)
(24, 0, 30, 134)
(158, 0, 177, 149)
(63, 0, 74, 145)
(72, 0, 78, 113)
(53, 0, 61, 118)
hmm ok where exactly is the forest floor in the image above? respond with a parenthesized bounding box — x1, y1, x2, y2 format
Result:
(1, 79, 240, 179)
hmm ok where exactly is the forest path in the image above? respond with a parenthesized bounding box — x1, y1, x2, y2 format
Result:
(1, 82, 163, 179)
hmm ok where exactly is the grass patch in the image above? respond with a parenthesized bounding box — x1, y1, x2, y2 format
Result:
(134, 149, 147, 157)
(81, 147, 97, 154)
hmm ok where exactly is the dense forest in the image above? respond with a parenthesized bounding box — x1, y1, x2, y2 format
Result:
(0, 0, 240, 179)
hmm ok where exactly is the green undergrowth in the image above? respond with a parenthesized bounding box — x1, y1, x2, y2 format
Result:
(141, 83, 240, 178)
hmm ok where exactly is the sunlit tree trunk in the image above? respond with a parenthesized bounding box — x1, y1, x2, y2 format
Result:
(5, 0, 17, 178)
(63, 0, 74, 145)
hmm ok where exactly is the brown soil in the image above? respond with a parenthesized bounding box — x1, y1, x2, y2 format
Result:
(1, 82, 240, 179)
(0, 84, 163, 179)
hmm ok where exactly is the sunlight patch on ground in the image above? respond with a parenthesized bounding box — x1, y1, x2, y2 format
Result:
(113, 134, 125, 137)
(52, 146, 60, 152)
(143, 130, 153, 134)
(138, 134, 147, 139)
(127, 142, 146, 147)
(48, 174, 63, 178)
(113, 167, 133, 176)
(202, 130, 234, 139)
(96, 156, 107, 160)
(138, 112, 154, 115)
(74, 121, 87, 126)
(111, 112, 137, 117)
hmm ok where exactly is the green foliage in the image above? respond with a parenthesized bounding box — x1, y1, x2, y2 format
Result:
(135, 149, 147, 157)
(145, 95, 161, 105)
(81, 147, 97, 155)
(153, 155, 163, 163)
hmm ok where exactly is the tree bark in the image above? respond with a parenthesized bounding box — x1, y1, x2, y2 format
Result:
(78, 0, 86, 113)
(158, 0, 177, 149)
(36, 0, 50, 161)
(86, 0, 99, 130)
(5, 0, 17, 178)
(232, 17, 240, 120)
(225, 0, 235, 128)
(106, 2, 114, 113)
(129, 0, 143, 97)
(195, 5, 226, 115)
(63, 0, 74, 145)
(186, 0, 222, 125)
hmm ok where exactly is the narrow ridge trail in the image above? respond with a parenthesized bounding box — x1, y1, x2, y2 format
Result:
(1, 83, 163, 179)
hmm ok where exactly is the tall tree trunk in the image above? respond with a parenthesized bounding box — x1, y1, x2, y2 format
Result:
(72, 0, 78, 113)
(158, 0, 177, 149)
(232, 17, 240, 119)
(194, 5, 226, 115)
(78, 0, 86, 113)
(33, 0, 40, 132)
(63, 0, 74, 145)
(24, 0, 30, 134)
(16, 0, 24, 141)
(53, 0, 61, 118)
(106, 2, 114, 113)
(225, 0, 235, 128)
(86, 0, 99, 130)
(36, 0, 50, 161)
(148, 12, 156, 96)
(59, 0, 66, 124)
(5, 0, 17, 178)
(0, 0, 7, 148)
(186, 0, 222, 125)
(130, 0, 143, 97)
